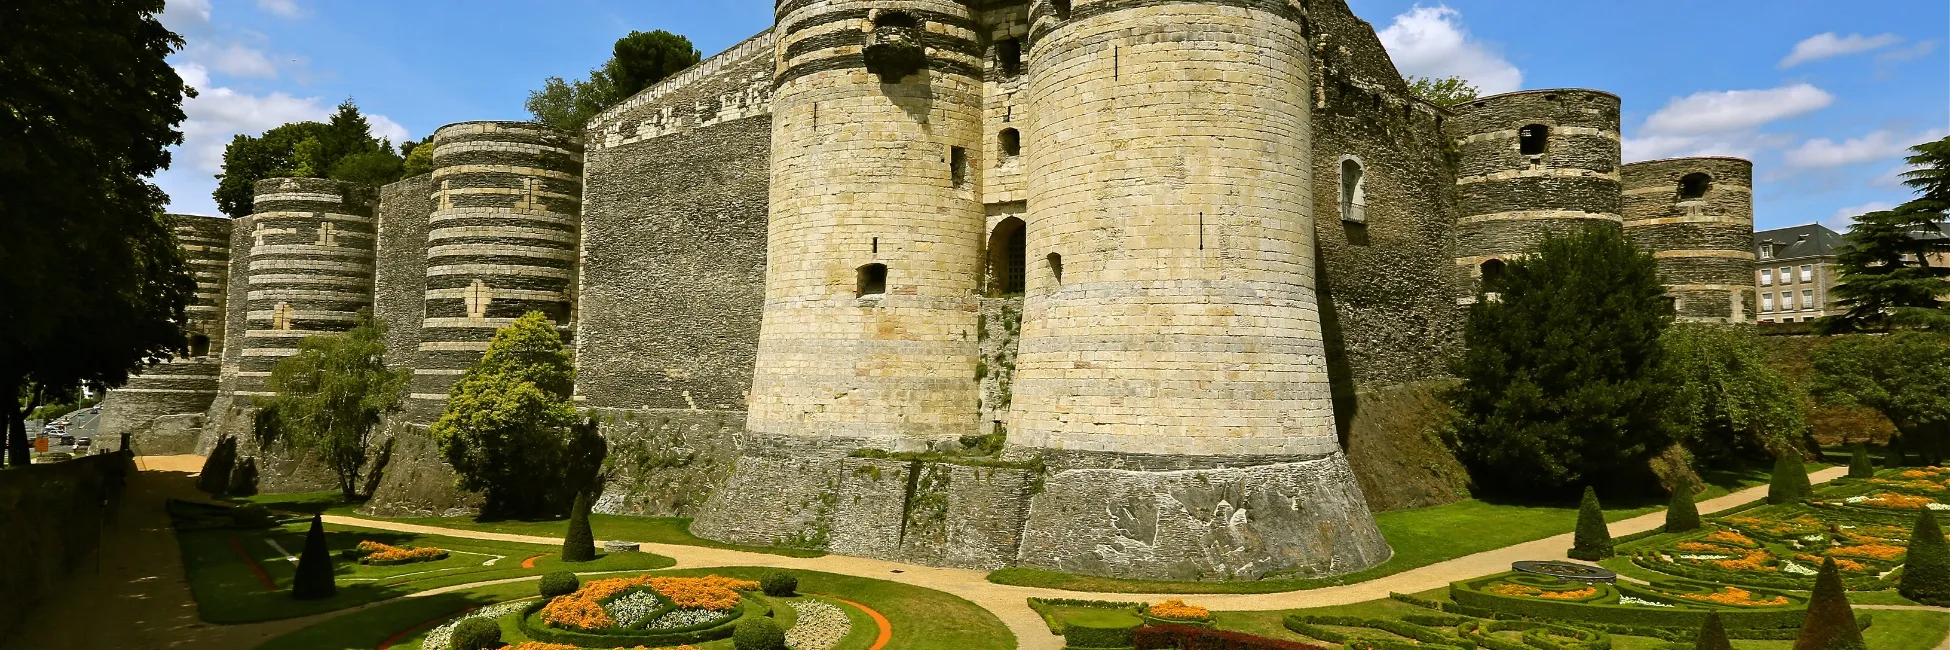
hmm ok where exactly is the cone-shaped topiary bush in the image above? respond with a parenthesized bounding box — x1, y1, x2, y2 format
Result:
(539, 570, 579, 598)
(1793, 557, 1865, 650)
(1768, 450, 1810, 505)
(733, 615, 787, 650)
(196, 436, 238, 495)
(1884, 438, 1906, 470)
(228, 456, 259, 496)
(1665, 473, 1701, 533)
(761, 571, 798, 597)
(1847, 444, 1874, 478)
(291, 515, 337, 600)
(1568, 486, 1612, 560)
(561, 490, 595, 562)
(1695, 612, 1732, 650)
(1899, 508, 1950, 606)
(451, 618, 501, 650)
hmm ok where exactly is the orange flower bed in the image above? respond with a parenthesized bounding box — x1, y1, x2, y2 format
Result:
(1795, 553, 1868, 572)
(509, 644, 700, 650)
(1680, 586, 1789, 607)
(1724, 515, 1823, 536)
(1677, 542, 1736, 552)
(540, 574, 758, 630)
(1864, 493, 1934, 509)
(355, 540, 446, 563)
(1148, 599, 1213, 621)
(1830, 544, 1905, 560)
(646, 576, 757, 611)
(1705, 530, 1757, 547)
(1713, 549, 1776, 572)
(1487, 583, 1598, 599)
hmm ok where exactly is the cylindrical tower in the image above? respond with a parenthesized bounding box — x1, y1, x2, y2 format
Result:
(745, 0, 987, 451)
(236, 177, 377, 397)
(1622, 157, 1756, 323)
(1448, 89, 1623, 291)
(98, 214, 234, 450)
(412, 121, 583, 407)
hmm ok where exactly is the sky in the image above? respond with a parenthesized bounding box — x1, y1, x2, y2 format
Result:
(154, 0, 1947, 232)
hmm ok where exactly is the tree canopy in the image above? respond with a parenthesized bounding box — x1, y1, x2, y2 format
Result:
(1811, 332, 1950, 466)
(1817, 136, 1950, 333)
(525, 29, 700, 134)
(1, 0, 196, 465)
(212, 99, 405, 217)
(1406, 75, 1481, 107)
(257, 309, 410, 500)
(1661, 323, 1806, 465)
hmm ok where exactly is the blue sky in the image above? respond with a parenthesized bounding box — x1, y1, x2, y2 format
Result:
(155, 0, 1945, 232)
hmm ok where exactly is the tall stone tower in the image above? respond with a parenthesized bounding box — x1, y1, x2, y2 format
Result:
(234, 177, 378, 397)
(1622, 157, 1756, 323)
(744, 0, 987, 452)
(96, 214, 234, 452)
(1448, 89, 1623, 292)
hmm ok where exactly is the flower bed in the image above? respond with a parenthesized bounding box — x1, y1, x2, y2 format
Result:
(354, 540, 449, 565)
(1139, 599, 1215, 628)
(1450, 573, 1806, 630)
(518, 573, 768, 647)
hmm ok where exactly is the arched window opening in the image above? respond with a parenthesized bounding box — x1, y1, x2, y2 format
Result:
(997, 38, 1023, 77)
(188, 334, 211, 357)
(1518, 124, 1549, 155)
(1480, 259, 1506, 289)
(857, 263, 888, 297)
(1678, 172, 1711, 200)
(999, 129, 1021, 160)
(1050, 0, 1071, 20)
(1339, 158, 1366, 223)
(1046, 252, 1063, 284)
(988, 218, 1027, 295)
(873, 10, 919, 29)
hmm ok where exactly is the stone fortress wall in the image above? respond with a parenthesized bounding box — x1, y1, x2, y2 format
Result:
(98, 0, 1756, 581)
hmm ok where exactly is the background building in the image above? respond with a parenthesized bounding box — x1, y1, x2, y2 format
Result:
(1754, 224, 1844, 323)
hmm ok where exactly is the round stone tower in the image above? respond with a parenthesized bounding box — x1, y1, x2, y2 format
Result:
(97, 214, 234, 451)
(412, 121, 584, 409)
(1622, 157, 1756, 323)
(745, 0, 987, 451)
(1447, 89, 1623, 292)
(236, 177, 377, 397)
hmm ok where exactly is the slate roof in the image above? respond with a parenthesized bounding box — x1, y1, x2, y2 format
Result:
(1754, 224, 1847, 262)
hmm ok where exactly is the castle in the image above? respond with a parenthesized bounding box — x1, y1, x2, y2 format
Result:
(99, 0, 1756, 581)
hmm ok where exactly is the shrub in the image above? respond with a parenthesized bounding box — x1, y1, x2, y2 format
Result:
(561, 490, 595, 562)
(196, 436, 237, 495)
(1140, 623, 1327, 649)
(1661, 323, 1805, 464)
(1696, 612, 1731, 650)
(732, 616, 786, 650)
(1569, 487, 1613, 560)
(451, 617, 502, 650)
(1665, 474, 1700, 533)
(539, 571, 579, 598)
(1065, 620, 1139, 648)
(290, 515, 336, 600)
(1793, 557, 1865, 650)
(1898, 508, 1950, 606)
(1847, 445, 1874, 479)
(227, 456, 259, 496)
(1767, 451, 1810, 505)
(759, 571, 797, 597)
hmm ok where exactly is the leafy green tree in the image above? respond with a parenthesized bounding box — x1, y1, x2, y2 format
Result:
(1661, 323, 1806, 465)
(1664, 473, 1700, 533)
(1695, 612, 1732, 650)
(1767, 450, 1812, 504)
(561, 490, 595, 562)
(1406, 75, 1480, 107)
(401, 138, 435, 177)
(212, 99, 403, 217)
(257, 309, 409, 501)
(1812, 332, 1950, 466)
(1445, 225, 1678, 496)
(1899, 508, 1949, 605)
(1847, 444, 1874, 478)
(2, 0, 196, 466)
(1567, 486, 1613, 560)
(291, 515, 337, 600)
(328, 148, 405, 188)
(1816, 136, 1950, 334)
(1793, 557, 1865, 650)
(525, 29, 700, 134)
(431, 312, 604, 517)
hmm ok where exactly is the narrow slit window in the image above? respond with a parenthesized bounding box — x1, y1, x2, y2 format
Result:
(1046, 252, 1063, 284)
(1339, 158, 1366, 223)
(997, 38, 1022, 77)
(857, 263, 887, 297)
(1678, 172, 1711, 200)
(999, 129, 1021, 160)
(1518, 124, 1549, 155)
(951, 146, 970, 188)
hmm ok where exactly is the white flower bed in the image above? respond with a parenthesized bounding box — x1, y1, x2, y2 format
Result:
(1801, 534, 1825, 542)
(1927, 503, 1950, 511)
(423, 600, 531, 650)
(647, 607, 733, 629)
(1618, 596, 1674, 608)
(1677, 553, 1734, 560)
(1845, 496, 1869, 504)
(786, 599, 852, 650)
(606, 590, 663, 628)
(1782, 561, 1819, 576)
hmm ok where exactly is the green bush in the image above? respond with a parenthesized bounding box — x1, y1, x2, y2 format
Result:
(451, 617, 502, 650)
(290, 515, 336, 600)
(539, 571, 579, 598)
(1793, 557, 1865, 650)
(561, 490, 595, 562)
(1768, 450, 1811, 505)
(1569, 487, 1613, 560)
(1064, 620, 1139, 648)
(1898, 508, 1950, 606)
(1665, 475, 1700, 533)
(1695, 612, 1731, 650)
(760, 571, 798, 597)
(733, 615, 787, 650)
(1148, 623, 1326, 649)
(1847, 445, 1874, 479)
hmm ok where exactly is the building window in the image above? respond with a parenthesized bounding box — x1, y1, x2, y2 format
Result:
(997, 38, 1022, 77)
(1046, 252, 1063, 284)
(988, 217, 1026, 295)
(1339, 158, 1366, 223)
(1783, 292, 1796, 311)
(857, 263, 887, 297)
(1759, 243, 1775, 260)
(1779, 267, 1792, 284)
(999, 129, 1021, 160)
(1760, 269, 1772, 286)
(1049, 0, 1071, 20)
(1518, 124, 1549, 155)
(1480, 259, 1506, 289)
(950, 146, 970, 188)
(1761, 293, 1774, 312)
(1800, 264, 1812, 282)
(271, 302, 294, 330)
(188, 334, 211, 357)
(1678, 172, 1711, 200)
(1803, 289, 1815, 311)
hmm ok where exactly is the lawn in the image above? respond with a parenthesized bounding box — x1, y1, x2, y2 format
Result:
(237, 490, 825, 558)
(259, 567, 1017, 650)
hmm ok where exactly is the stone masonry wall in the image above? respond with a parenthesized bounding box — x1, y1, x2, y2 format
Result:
(1622, 157, 1756, 323)
(590, 408, 742, 518)
(375, 174, 435, 420)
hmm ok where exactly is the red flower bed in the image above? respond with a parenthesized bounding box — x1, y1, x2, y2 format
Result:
(1134, 624, 1327, 650)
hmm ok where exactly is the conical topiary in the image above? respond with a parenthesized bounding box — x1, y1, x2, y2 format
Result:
(1568, 486, 1612, 560)
(1695, 612, 1732, 650)
(196, 436, 238, 495)
(1768, 450, 1810, 505)
(1665, 473, 1701, 533)
(291, 515, 337, 600)
(1793, 557, 1865, 650)
(1898, 508, 1950, 606)
(561, 490, 595, 562)
(1847, 444, 1874, 479)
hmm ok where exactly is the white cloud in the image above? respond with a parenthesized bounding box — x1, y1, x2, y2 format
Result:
(1780, 32, 1903, 68)
(192, 42, 278, 78)
(1877, 40, 1938, 64)
(1825, 201, 1896, 231)
(173, 63, 330, 174)
(158, 0, 211, 33)
(256, 0, 305, 18)
(1639, 85, 1834, 137)
(368, 114, 412, 150)
(1784, 127, 1947, 169)
(1624, 132, 1794, 163)
(1377, 5, 1522, 95)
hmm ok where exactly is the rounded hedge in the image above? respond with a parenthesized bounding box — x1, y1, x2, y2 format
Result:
(760, 571, 798, 597)
(539, 571, 579, 598)
(451, 618, 501, 650)
(733, 616, 787, 650)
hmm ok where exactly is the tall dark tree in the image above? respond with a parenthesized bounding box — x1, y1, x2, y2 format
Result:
(561, 490, 595, 562)
(1812, 332, 1950, 466)
(1847, 444, 1875, 478)
(1816, 136, 1950, 334)
(1694, 612, 1732, 650)
(1, 0, 197, 466)
(608, 30, 701, 98)
(212, 99, 402, 217)
(1445, 225, 1678, 495)
(1768, 449, 1812, 504)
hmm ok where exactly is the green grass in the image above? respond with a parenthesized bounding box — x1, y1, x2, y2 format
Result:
(176, 518, 673, 623)
(237, 490, 825, 558)
(260, 567, 1016, 650)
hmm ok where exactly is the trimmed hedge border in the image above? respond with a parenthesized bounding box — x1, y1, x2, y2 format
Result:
(515, 595, 770, 646)
(1136, 624, 1325, 650)
(1449, 580, 1804, 630)
(1282, 614, 1471, 650)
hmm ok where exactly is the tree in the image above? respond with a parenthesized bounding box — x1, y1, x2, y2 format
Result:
(1899, 508, 1950, 606)
(525, 29, 700, 134)
(430, 312, 604, 517)
(1695, 612, 1732, 650)
(212, 99, 403, 217)
(561, 490, 595, 562)
(1847, 444, 1875, 478)
(1567, 486, 1613, 560)
(1661, 323, 1806, 465)
(257, 309, 410, 501)
(291, 515, 337, 600)
(1445, 225, 1678, 496)
(1405, 75, 1480, 107)
(1, 0, 196, 467)
(401, 138, 435, 177)
(1816, 136, 1950, 334)
(1767, 450, 1812, 504)
(1793, 557, 1865, 650)
(1812, 332, 1950, 466)
(1665, 473, 1700, 533)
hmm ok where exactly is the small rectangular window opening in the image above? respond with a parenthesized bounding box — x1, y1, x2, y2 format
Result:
(857, 263, 887, 297)
(951, 146, 970, 188)
(1046, 252, 1063, 284)
(997, 38, 1022, 77)
(999, 129, 1021, 160)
